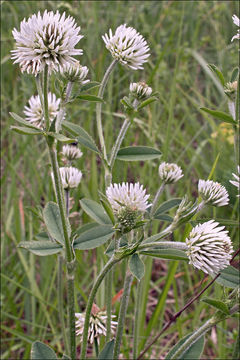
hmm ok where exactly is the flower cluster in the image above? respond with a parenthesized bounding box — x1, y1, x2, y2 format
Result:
(59, 167, 82, 189)
(186, 220, 233, 275)
(102, 24, 150, 70)
(231, 14, 240, 42)
(158, 162, 183, 184)
(60, 62, 89, 84)
(11, 10, 83, 75)
(229, 166, 240, 197)
(130, 82, 152, 100)
(62, 144, 83, 161)
(198, 180, 229, 207)
(24, 92, 60, 129)
(75, 304, 117, 344)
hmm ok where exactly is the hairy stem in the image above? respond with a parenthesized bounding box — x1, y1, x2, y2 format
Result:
(43, 65, 50, 130)
(56, 81, 73, 133)
(150, 183, 165, 216)
(105, 270, 113, 342)
(138, 241, 188, 251)
(58, 255, 69, 354)
(133, 280, 143, 359)
(109, 117, 131, 169)
(113, 270, 133, 359)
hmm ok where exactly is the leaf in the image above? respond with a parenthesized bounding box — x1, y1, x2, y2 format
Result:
(214, 266, 240, 288)
(117, 146, 162, 161)
(43, 202, 66, 245)
(140, 249, 188, 261)
(10, 112, 41, 130)
(63, 121, 99, 153)
(74, 222, 99, 237)
(165, 333, 205, 359)
(73, 225, 115, 250)
(62, 355, 71, 360)
(80, 198, 112, 224)
(129, 253, 145, 281)
(201, 298, 229, 315)
(231, 67, 239, 82)
(80, 81, 100, 92)
(105, 235, 128, 257)
(207, 64, 225, 86)
(154, 198, 182, 216)
(98, 339, 115, 359)
(18, 240, 63, 256)
(47, 132, 76, 143)
(155, 214, 173, 222)
(200, 107, 236, 124)
(137, 96, 157, 109)
(10, 126, 43, 135)
(121, 96, 134, 110)
(77, 94, 104, 102)
(35, 232, 49, 241)
(31, 341, 57, 359)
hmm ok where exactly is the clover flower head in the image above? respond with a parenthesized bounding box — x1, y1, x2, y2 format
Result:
(102, 24, 150, 70)
(130, 82, 152, 100)
(59, 167, 82, 189)
(186, 220, 233, 275)
(75, 304, 117, 344)
(158, 162, 183, 184)
(62, 145, 83, 161)
(231, 14, 240, 42)
(11, 10, 83, 75)
(23, 92, 60, 129)
(229, 166, 240, 197)
(60, 62, 89, 84)
(198, 179, 229, 207)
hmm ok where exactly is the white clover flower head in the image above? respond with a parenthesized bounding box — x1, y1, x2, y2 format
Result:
(224, 81, 238, 95)
(59, 167, 82, 189)
(130, 82, 152, 100)
(75, 304, 117, 344)
(62, 145, 83, 161)
(186, 220, 233, 275)
(158, 162, 183, 184)
(11, 10, 83, 75)
(231, 14, 240, 42)
(60, 62, 89, 84)
(23, 92, 60, 129)
(102, 24, 150, 70)
(198, 179, 229, 207)
(229, 166, 240, 197)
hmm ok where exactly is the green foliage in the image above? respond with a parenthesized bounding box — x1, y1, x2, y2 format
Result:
(165, 333, 205, 359)
(129, 254, 145, 281)
(73, 225, 115, 250)
(18, 240, 63, 256)
(80, 198, 112, 224)
(62, 121, 99, 153)
(201, 298, 230, 315)
(98, 339, 115, 359)
(140, 249, 188, 261)
(43, 202, 66, 245)
(200, 107, 236, 124)
(116, 146, 162, 161)
(214, 266, 240, 288)
(153, 198, 182, 217)
(31, 341, 57, 359)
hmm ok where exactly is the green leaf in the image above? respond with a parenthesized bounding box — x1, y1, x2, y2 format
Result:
(121, 96, 134, 110)
(214, 266, 240, 288)
(35, 232, 49, 241)
(201, 298, 229, 315)
(73, 225, 115, 250)
(80, 198, 112, 224)
(63, 121, 99, 153)
(74, 222, 99, 237)
(155, 214, 173, 222)
(77, 94, 104, 102)
(10, 126, 43, 135)
(62, 355, 71, 360)
(117, 146, 162, 161)
(231, 67, 239, 82)
(43, 202, 67, 245)
(31, 341, 57, 359)
(207, 64, 225, 86)
(200, 107, 236, 124)
(47, 132, 76, 143)
(18, 240, 63, 256)
(80, 81, 100, 92)
(137, 96, 157, 109)
(129, 253, 145, 281)
(140, 249, 188, 261)
(105, 235, 128, 257)
(10, 112, 41, 130)
(165, 333, 205, 359)
(98, 339, 115, 359)
(154, 198, 182, 217)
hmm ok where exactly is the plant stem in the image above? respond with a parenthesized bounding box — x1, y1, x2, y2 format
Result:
(109, 117, 131, 169)
(138, 241, 188, 251)
(56, 81, 73, 133)
(113, 269, 133, 359)
(58, 254, 69, 354)
(80, 255, 120, 359)
(105, 270, 113, 342)
(150, 183, 165, 217)
(133, 280, 143, 359)
(96, 59, 118, 161)
(43, 65, 50, 130)
(35, 75, 44, 110)
(94, 337, 99, 357)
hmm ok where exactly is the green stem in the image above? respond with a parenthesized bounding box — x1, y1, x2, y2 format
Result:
(43, 65, 50, 130)
(58, 254, 69, 354)
(35, 75, 44, 110)
(56, 81, 73, 133)
(113, 269, 133, 359)
(150, 183, 165, 217)
(133, 280, 143, 359)
(138, 241, 188, 251)
(96, 59, 118, 162)
(105, 270, 113, 342)
(94, 337, 99, 357)
(80, 255, 120, 359)
(109, 117, 131, 169)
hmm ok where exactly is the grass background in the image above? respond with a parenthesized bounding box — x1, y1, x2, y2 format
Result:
(1, 0, 239, 359)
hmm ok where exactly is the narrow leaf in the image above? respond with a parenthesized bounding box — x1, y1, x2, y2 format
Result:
(129, 253, 145, 281)
(117, 146, 162, 161)
(201, 298, 229, 315)
(77, 94, 104, 102)
(214, 265, 240, 288)
(18, 240, 63, 256)
(43, 202, 66, 245)
(137, 96, 157, 109)
(98, 339, 115, 359)
(166, 333, 205, 359)
(73, 225, 115, 250)
(63, 121, 99, 153)
(154, 198, 182, 216)
(80, 81, 100, 92)
(154, 214, 173, 222)
(80, 198, 112, 224)
(231, 67, 239, 82)
(200, 107, 236, 124)
(11, 126, 43, 135)
(207, 64, 225, 86)
(140, 249, 188, 261)
(31, 341, 57, 359)
(10, 112, 41, 130)
(47, 132, 76, 143)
